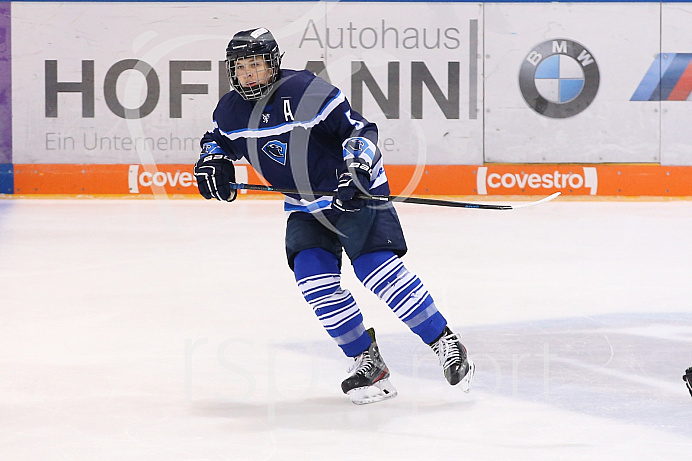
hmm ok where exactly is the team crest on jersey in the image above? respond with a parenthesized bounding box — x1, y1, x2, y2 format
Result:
(262, 113, 271, 123)
(262, 140, 288, 165)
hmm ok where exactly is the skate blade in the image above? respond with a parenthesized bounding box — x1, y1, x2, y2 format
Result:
(458, 360, 475, 393)
(347, 378, 398, 405)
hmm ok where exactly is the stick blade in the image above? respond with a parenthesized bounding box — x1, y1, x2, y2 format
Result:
(509, 192, 561, 209)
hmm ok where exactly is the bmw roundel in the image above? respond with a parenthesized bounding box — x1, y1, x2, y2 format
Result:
(519, 39, 600, 118)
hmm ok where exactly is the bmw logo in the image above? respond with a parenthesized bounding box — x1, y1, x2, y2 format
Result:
(519, 39, 600, 118)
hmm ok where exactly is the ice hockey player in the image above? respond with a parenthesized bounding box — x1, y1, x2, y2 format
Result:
(193, 27, 474, 404)
(684, 367, 692, 397)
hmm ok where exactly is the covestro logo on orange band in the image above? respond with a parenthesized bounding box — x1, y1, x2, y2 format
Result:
(477, 166, 598, 195)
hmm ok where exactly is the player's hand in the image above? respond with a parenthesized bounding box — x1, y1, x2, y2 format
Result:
(332, 158, 372, 212)
(684, 367, 692, 397)
(194, 153, 237, 202)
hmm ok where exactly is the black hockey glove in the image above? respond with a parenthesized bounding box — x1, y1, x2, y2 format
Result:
(684, 367, 692, 397)
(194, 154, 237, 202)
(332, 158, 372, 212)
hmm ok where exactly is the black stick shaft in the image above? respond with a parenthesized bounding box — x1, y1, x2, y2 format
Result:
(232, 183, 515, 210)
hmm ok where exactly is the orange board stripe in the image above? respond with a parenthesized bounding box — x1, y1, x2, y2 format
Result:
(11, 163, 692, 197)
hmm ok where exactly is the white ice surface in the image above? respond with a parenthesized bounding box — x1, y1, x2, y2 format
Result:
(1, 198, 691, 460)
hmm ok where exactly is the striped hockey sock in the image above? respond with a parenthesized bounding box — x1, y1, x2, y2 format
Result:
(354, 250, 446, 344)
(294, 248, 371, 357)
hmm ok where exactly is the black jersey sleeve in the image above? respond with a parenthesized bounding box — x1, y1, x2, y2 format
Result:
(319, 91, 379, 149)
(199, 98, 243, 161)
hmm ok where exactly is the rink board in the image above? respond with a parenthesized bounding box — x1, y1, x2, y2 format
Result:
(12, 163, 692, 197)
(10, 1, 483, 166)
(4, 1, 692, 196)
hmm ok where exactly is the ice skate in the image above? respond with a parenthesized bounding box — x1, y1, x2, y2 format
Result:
(341, 328, 398, 405)
(429, 326, 475, 392)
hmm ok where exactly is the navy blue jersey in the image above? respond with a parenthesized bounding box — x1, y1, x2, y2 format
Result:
(201, 69, 389, 215)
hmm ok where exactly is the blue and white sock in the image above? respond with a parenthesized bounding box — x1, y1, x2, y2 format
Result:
(354, 250, 446, 344)
(294, 248, 371, 357)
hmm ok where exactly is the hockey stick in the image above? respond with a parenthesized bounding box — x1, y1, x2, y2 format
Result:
(231, 183, 560, 210)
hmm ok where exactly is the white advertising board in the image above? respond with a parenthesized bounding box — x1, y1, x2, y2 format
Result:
(484, 3, 661, 163)
(11, 2, 484, 165)
(659, 4, 692, 166)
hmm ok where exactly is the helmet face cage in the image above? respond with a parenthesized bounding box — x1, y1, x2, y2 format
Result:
(226, 51, 280, 101)
(225, 28, 281, 101)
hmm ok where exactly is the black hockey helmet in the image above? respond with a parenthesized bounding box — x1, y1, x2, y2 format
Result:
(226, 27, 282, 101)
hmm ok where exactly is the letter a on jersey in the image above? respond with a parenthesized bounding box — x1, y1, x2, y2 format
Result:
(283, 99, 295, 121)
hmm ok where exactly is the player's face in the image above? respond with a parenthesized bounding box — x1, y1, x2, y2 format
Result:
(235, 56, 273, 88)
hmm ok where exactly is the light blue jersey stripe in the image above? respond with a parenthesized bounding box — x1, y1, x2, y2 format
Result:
(218, 91, 346, 141)
(284, 198, 333, 214)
